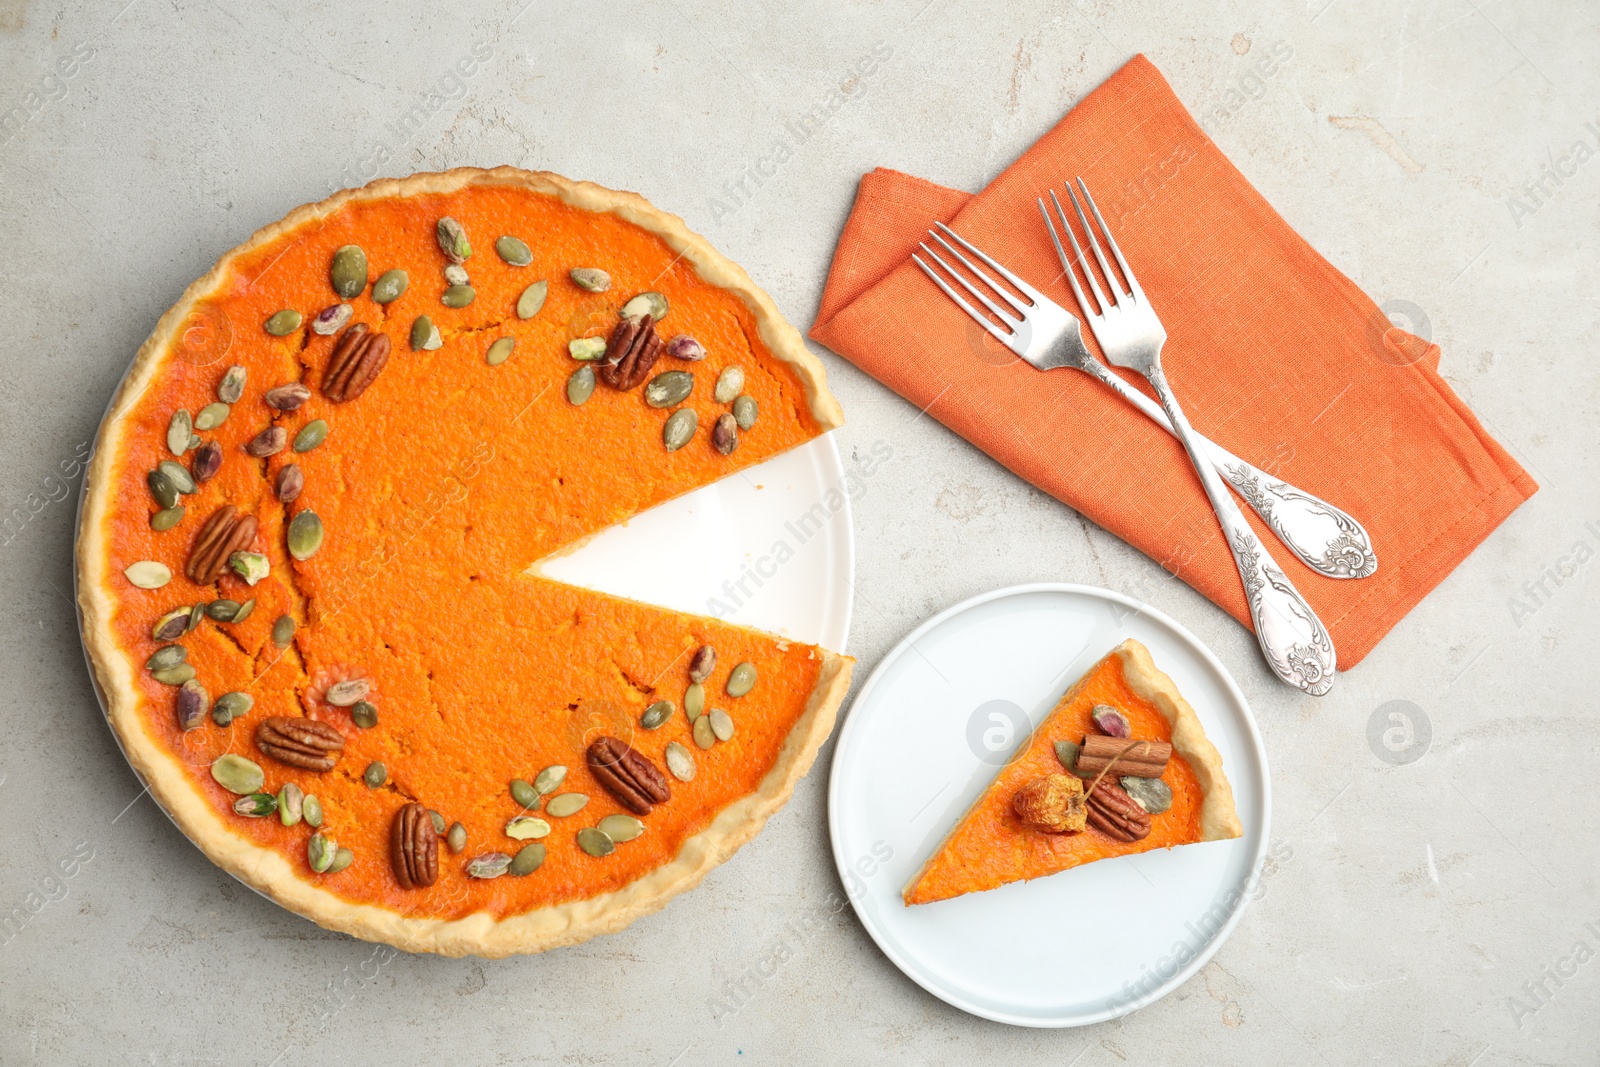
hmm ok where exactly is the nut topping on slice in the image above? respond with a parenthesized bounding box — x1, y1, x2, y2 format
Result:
(186, 504, 257, 584)
(255, 716, 345, 772)
(322, 322, 391, 403)
(586, 736, 671, 816)
(600, 314, 664, 391)
(1083, 777, 1152, 842)
(1012, 774, 1087, 833)
(390, 801, 439, 889)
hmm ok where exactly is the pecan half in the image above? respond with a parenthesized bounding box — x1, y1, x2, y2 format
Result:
(599, 314, 663, 391)
(1085, 778, 1152, 842)
(586, 736, 670, 815)
(322, 322, 391, 403)
(255, 716, 344, 772)
(390, 802, 439, 888)
(186, 505, 257, 584)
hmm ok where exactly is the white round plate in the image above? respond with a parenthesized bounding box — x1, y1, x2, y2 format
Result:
(828, 583, 1269, 1027)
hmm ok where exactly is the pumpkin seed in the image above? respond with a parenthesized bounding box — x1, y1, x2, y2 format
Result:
(166, 409, 193, 455)
(188, 431, 202, 451)
(210, 690, 251, 725)
(435, 283, 474, 309)
(568, 337, 607, 361)
(175, 679, 209, 729)
(124, 560, 171, 589)
(666, 334, 706, 361)
(1120, 776, 1174, 815)
(157, 462, 192, 497)
(293, 419, 329, 453)
(496, 235, 533, 266)
(545, 793, 589, 818)
(714, 366, 745, 404)
(287, 510, 324, 560)
(693, 715, 716, 750)
(234, 792, 277, 817)
(621, 291, 668, 322)
(468, 852, 512, 879)
(303, 794, 324, 828)
(362, 761, 387, 788)
(510, 778, 539, 809)
(194, 402, 231, 431)
(516, 280, 548, 319)
(328, 847, 355, 874)
(485, 337, 515, 366)
(733, 394, 758, 431)
(709, 708, 735, 742)
(598, 814, 644, 843)
(351, 700, 378, 729)
(712, 413, 738, 456)
(665, 742, 695, 781)
(684, 682, 705, 721)
(1054, 740, 1081, 773)
(447, 821, 467, 854)
(229, 551, 269, 585)
(534, 765, 568, 795)
(644, 370, 694, 408)
(641, 700, 674, 730)
(206, 599, 240, 621)
(150, 506, 185, 532)
(569, 267, 611, 292)
(330, 245, 369, 297)
(279, 782, 304, 826)
(325, 678, 370, 706)
(152, 663, 197, 686)
(152, 607, 191, 641)
(566, 365, 596, 405)
(311, 303, 353, 335)
(185, 603, 206, 633)
(444, 263, 469, 286)
(429, 809, 446, 834)
(371, 268, 409, 304)
(146, 644, 188, 671)
(308, 833, 336, 873)
(147, 469, 179, 510)
(410, 315, 442, 351)
(509, 843, 546, 876)
(663, 408, 698, 451)
(265, 309, 302, 336)
(576, 827, 615, 858)
(505, 815, 551, 841)
(271, 614, 295, 649)
(217, 365, 247, 404)
(230, 597, 256, 624)
(211, 754, 265, 795)
(727, 661, 757, 697)
(436, 217, 472, 263)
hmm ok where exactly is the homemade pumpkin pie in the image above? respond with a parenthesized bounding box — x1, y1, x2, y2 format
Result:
(75, 167, 854, 956)
(903, 639, 1240, 906)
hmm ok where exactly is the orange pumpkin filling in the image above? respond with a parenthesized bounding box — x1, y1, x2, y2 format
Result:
(98, 181, 841, 919)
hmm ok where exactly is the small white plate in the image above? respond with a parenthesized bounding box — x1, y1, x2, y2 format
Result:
(828, 583, 1269, 1027)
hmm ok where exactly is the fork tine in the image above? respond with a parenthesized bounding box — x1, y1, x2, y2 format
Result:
(1063, 182, 1124, 304)
(912, 253, 1017, 347)
(918, 240, 1023, 325)
(1043, 190, 1106, 317)
(931, 222, 1049, 304)
(1075, 178, 1144, 301)
(927, 231, 1034, 320)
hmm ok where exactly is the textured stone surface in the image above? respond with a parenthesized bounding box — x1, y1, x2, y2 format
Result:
(1, 0, 1595, 1062)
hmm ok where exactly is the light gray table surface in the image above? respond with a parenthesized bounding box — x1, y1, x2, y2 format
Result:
(2, 0, 1595, 1063)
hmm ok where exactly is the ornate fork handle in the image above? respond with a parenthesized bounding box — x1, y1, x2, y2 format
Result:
(1145, 364, 1337, 695)
(1070, 355, 1377, 579)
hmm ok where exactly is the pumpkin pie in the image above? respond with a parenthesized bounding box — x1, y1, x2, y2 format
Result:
(75, 167, 854, 956)
(903, 639, 1240, 906)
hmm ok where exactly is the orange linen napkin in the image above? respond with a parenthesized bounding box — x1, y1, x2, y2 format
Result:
(810, 55, 1534, 668)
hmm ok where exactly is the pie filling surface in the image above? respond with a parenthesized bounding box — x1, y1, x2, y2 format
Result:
(77, 169, 853, 953)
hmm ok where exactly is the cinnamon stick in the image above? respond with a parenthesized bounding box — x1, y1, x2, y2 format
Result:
(1074, 734, 1171, 779)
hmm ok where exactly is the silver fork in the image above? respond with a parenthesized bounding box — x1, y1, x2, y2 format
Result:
(1029, 179, 1335, 694)
(914, 228, 1343, 692)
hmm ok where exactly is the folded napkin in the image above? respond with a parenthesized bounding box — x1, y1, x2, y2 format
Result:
(810, 54, 1535, 668)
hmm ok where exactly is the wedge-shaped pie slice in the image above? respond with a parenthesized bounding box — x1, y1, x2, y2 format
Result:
(904, 639, 1241, 906)
(76, 168, 853, 956)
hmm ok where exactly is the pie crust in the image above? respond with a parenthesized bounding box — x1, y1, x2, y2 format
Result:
(76, 168, 853, 956)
